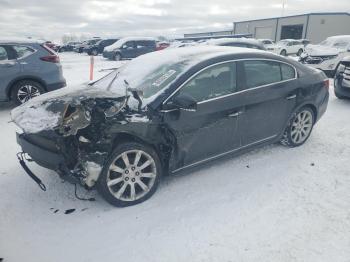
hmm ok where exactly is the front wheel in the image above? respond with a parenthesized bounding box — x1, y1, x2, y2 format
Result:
(280, 107, 315, 147)
(114, 53, 122, 61)
(96, 142, 162, 207)
(91, 49, 98, 56)
(280, 49, 287, 56)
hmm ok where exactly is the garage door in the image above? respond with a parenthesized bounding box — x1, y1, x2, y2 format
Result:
(255, 26, 274, 39)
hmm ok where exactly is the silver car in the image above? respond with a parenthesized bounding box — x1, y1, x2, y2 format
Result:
(0, 39, 66, 104)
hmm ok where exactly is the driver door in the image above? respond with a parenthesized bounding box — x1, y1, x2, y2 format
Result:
(162, 62, 242, 170)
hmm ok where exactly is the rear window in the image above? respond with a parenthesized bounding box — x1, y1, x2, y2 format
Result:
(243, 60, 296, 89)
(0, 46, 8, 61)
(13, 45, 35, 59)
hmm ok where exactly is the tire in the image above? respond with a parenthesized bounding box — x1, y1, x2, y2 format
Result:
(297, 48, 303, 56)
(96, 142, 162, 207)
(334, 91, 346, 99)
(280, 49, 287, 56)
(91, 49, 98, 56)
(11, 80, 45, 105)
(114, 53, 122, 61)
(280, 107, 315, 148)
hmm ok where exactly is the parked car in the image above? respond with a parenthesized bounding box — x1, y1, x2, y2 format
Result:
(44, 41, 59, 52)
(0, 39, 66, 105)
(206, 38, 266, 50)
(259, 39, 282, 54)
(12, 46, 329, 207)
(74, 38, 101, 53)
(103, 37, 157, 60)
(86, 38, 119, 56)
(334, 55, 350, 99)
(58, 41, 81, 52)
(168, 40, 198, 48)
(156, 41, 170, 51)
(301, 35, 350, 77)
(277, 39, 304, 56)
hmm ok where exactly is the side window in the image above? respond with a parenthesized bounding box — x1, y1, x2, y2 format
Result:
(13, 45, 34, 59)
(0, 46, 8, 61)
(124, 41, 135, 49)
(243, 60, 282, 89)
(177, 62, 236, 102)
(281, 63, 296, 80)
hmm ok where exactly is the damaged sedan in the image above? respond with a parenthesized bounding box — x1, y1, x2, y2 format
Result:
(12, 46, 329, 207)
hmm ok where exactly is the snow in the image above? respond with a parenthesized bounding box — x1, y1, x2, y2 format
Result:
(11, 103, 61, 134)
(1, 52, 350, 262)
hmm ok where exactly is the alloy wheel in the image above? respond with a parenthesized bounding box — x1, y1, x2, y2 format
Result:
(17, 85, 41, 104)
(106, 150, 157, 202)
(290, 110, 313, 144)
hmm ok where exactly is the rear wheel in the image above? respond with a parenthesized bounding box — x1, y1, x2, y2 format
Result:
(280, 107, 315, 147)
(96, 142, 162, 207)
(11, 80, 45, 105)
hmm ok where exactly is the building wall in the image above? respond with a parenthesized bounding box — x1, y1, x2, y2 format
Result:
(275, 15, 308, 41)
(234, 19, 278, 41)
(233, 13, 350, 44)
(307, 14, 350, 43)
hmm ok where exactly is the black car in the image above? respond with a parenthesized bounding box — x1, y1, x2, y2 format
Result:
(86, 39, 118, 56)
(334, 55, 350, 99)
(12, 46, 329, 207)
(58, 42, 81, 52)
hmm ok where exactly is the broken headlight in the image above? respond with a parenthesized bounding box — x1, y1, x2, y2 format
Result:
(59, 104, 91, 136)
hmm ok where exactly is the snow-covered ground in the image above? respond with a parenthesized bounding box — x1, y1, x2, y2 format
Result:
(1, 52, 350, 262)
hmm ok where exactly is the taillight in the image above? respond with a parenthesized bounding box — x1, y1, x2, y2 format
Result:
(41, 44, 60, 63)
(323, 79, 329, 91)
(40, 55, 60, 63)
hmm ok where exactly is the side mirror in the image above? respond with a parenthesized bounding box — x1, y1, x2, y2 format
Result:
(163, 93, 197, 111)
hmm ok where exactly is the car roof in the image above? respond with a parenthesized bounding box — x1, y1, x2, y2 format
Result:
(0, 37, 43, 44)
(206, 37, 263, 46)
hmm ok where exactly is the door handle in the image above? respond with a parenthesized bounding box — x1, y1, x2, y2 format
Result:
(286, 94, 297, 100)
(228, 111, 243, 117)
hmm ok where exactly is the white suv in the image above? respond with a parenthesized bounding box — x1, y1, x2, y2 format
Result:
(277, 39, 304, 56)
(302, 35, 350, 77)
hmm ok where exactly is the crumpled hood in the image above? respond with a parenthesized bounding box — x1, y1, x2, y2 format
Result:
(11, 85, 127, 135)
(305, 44, 341, 56)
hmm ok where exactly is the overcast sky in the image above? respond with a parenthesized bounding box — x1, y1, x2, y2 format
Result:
(0, 0, 349, 41)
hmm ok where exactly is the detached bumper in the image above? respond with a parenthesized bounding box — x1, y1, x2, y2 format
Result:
(16, 133, 64, 170)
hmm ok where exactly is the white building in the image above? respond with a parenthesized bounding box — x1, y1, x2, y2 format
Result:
(233, 12, 350, 44)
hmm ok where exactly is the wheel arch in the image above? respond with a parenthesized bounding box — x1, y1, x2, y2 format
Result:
(111, 132, 172, 173)
(6, 76, 47, 100)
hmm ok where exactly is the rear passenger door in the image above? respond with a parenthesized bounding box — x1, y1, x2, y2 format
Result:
(0, 45, 20, 101)
(237, 59, 298, 146)
(135, 41, 155, 56)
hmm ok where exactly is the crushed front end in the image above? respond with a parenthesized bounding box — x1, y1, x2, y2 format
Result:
(12, 86, 128, 189)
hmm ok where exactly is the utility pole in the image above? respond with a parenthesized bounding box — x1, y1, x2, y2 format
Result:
(281, 0, 286, 17)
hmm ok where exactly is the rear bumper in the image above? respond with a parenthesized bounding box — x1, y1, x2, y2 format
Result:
(16, 132, 64, 170)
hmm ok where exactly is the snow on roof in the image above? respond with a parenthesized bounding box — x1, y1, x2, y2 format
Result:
(104, 36, 157, 51)
(325, 35, 350, 41)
